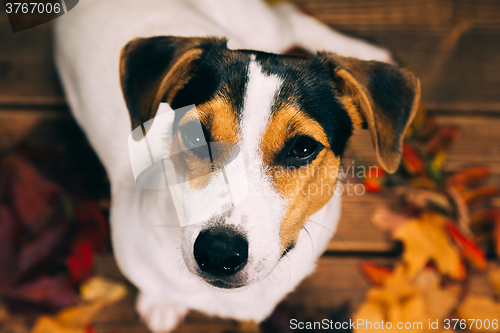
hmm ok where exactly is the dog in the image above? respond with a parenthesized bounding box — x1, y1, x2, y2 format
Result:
(54, 0, 420, 331)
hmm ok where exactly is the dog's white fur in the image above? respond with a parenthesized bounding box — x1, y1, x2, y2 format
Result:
(54, 0, 391, 331)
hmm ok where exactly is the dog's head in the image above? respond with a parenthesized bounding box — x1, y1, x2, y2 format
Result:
(120, 36, 420, 289)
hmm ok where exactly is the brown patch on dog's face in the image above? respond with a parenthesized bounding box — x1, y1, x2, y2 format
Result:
(260, 103, 341, 251)
(170, 97, 239, 190)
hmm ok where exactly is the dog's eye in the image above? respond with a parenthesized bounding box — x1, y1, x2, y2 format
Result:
(288, 136, 319, 159)
(181, 121, 209, 149)
(277, 135, 322, 168)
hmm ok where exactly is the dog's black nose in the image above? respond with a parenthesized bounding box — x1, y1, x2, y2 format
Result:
(193, 226, 248, 277)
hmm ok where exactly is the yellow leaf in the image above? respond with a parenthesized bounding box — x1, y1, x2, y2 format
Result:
(354, 266, 460, 332)
(353, 300, 385, 333)
(457, 296, 500, 332)
(415, 270, 460, 321)
(80, 276, 127, 304)
(393, 213, 464, 279)
(30, 301, 106, 333)
(56, 301, 106, 327)
(30, 316, 85, 333)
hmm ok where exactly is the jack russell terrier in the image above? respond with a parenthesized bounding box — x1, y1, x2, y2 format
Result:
(54, 0, 420, 331)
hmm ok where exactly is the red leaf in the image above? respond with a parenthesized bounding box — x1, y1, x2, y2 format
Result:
(75, 202, 109, 253)
(446, 222, 487, 270)
(423, 126, 460, 154)
(360, 261, 392, 285)
(67, 238, 94, 283)
(461, 186, 500, 207)
(471, 209, 500, 225)
(3, 276, 79, 310)
(85, 326, 96, 333)
(446, 167, 491, 192)
(363, 179, 382, 193)
(401, 143, 426, 176)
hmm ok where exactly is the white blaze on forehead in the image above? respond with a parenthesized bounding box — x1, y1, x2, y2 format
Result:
(240, 57, 283, 162)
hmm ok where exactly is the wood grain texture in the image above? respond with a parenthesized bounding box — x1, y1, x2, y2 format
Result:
(1, 1, 500, 111)
(290, 0, 500, 112)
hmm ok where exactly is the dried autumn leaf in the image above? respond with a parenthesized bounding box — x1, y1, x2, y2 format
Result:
(360, 262, 392, 285)
(354, 267, 460, 333)
(447, 167, 491, 192)
(16, 224, 68, 279)
(353, 300, 385, 333)
(30, 316, 85, 333)
(456, 296, 500, 332)
(80, 277, 127, 304)
(414, 269, 460, 321)
(67, 239, 94, 284)
(430, 150, 447, 173)
(1, 155, 60, 234)
(446, 222, 487, 270)
(3, 277, 79, 310)
(363, 178, 382, 193)
(423, 126, 460, 155)
(362, 166, 385, 193)
(30, 301, 105, 333)
(75, 202, 109, 253)
(371, 207, 410, 232)
(405, 189, 453, 214)
(446, 186, 471, 234)
(471, 209, 500, 225)
(401, 143, 426, 176)
(462, 186, 500, 208)
(408, 177, 437, 190)
(393, 213, 464, 279)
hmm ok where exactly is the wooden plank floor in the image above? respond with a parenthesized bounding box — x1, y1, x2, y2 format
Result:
(1, 0, 500, 332)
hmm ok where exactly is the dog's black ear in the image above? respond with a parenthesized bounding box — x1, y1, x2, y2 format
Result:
(319, 53, 420, 173)
(120, 36, 221, 130)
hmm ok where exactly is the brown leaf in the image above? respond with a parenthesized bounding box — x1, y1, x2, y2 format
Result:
(423, 126, 460, 155)
(447, 167, 492, 192)
(15, 225, 67, 280)
(4, 277, 79, 310)
(462, 186, 500, 208)
(405, 189, 453, 214)
(1, 156, 60, 234)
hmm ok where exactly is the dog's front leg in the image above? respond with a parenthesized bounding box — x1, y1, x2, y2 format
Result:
(136, 291, 188, 333)
(271, 2, 394, 63)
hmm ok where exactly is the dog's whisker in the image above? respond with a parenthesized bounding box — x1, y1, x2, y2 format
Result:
(302, 226, 315, 261)
(307, 219, 335, 235)
(308, 219, 350, 248)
